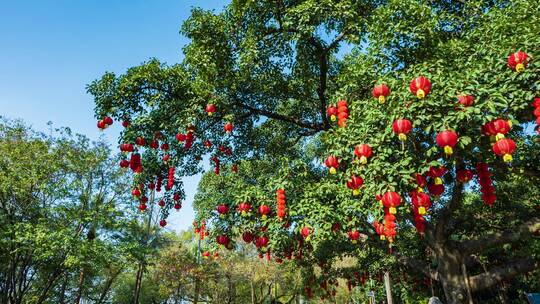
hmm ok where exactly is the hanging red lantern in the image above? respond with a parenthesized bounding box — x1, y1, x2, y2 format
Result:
(427, 166, 446, 185)
(337, 100, 349, 128)
(483, 119, 511, 140)
(217, 204, 229, 218)
(346, 175, 364, 196)
(373, 221, 386, 240)
(457, 95, 474, 107)
(138, 203, 147, 212)
(205, 103, 216, 116)
(131, 187, 141, 197)
(428, 183, 445, 197)
(414, 173, 427, 190)
(259, 204, 271, 219)
(456, 169, 473, 183)
(507, 51, 529, 72)
(276, 189, 286, 220)
(122, 120, 129, 128)
(348, 230, 361, 244)
(354, 144, 372, 164)
(242, 231, 254, 243)
(410, 190, 431, 215)
(324, 156, 339, 174)
(256, 236, 269, 251)
(392, 119, 412, 141)
(372, 84, 390, 104)
(238, 202, 252, 216)
(174, 203, 181, 210)
(301, 226, 311, 239)
(149, 140, 159, 149)
(216, 235, 230, 246)
(381, 191, 402, 214)
(326, 105, 338, 121)
(159, 219, 167, 227)
(492, 138, 516, 162)
(129, 153, 142, 173)
(103, 116, 113, 126)
(436, 130, 458, 156)
(409, 76, 431, 99)
(119, 159, 129, 169)
(135, 136, 145, 146)
(224, 122, 234, 133)
(158, 199, 165, 207)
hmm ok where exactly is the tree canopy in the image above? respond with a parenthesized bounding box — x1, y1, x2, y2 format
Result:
(89, 0, 540, 303)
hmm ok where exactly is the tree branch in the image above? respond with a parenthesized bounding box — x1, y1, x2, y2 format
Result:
(469, 258, 539, 291)
(233, 100, 324, 131)
(459, 217, 540, 254)
(393, 251, 439, 281)
(325, 31, 348, 52)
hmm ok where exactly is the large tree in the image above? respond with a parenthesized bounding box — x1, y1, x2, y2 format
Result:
(89, 0, 540, 303)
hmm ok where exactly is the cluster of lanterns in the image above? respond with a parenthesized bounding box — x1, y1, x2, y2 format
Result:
(326, 100, 349, 127)
(276, 189, 287, 220)
(477, 163, 496, 207)
(482, 118, 516, 162)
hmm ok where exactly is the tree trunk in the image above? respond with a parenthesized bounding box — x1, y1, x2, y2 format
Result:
(59, 273, 69, 304)
(436, 248, 469, 304)
(97, 270, 120, 304)
(74, 268, 86, 304)
(133, 262, 144, 304)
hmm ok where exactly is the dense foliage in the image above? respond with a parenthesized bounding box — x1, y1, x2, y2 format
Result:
(88, 0, 540, 303)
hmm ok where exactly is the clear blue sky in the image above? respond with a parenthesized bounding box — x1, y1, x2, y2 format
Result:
(0, 0, 228, 231)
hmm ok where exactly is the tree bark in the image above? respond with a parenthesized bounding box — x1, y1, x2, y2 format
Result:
(133, 262, 144, 304)
(74, 268, 86, 304)
(384, 271, 393, 304)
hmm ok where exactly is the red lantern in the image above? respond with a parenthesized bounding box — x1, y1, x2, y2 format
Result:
(139, 203, 146, 212)
(372, 84, 390, 104)
(217, 204, 229, 218)
(337, 100, 349, 128)
(410, 190, 431, 215)
(346, 175, 364, 196)
(276, 189, 286, 220)
(492, 138, 516, 162)
(256, 236, 269, 251)
(373, 221, 386, 240)
(103, 116, 113, 126)
(348, 230, 361, 244)
(238, 202, 252, 216)
(242, 231, 254, 243)
(427, 166, 446, 185)
(456, 169, 473, 183)
(392, 119, 412, 141)
(436, 130, 458, 156)
(159, 219, 167, 227)
(507, 51, 528, 72)
(381, 191, 402, 214)
(119, 159, 129, 169)
(457, 95, 474, 107)
(409, 76, 431, 99)
(326, 105, 338, 121)
(205, 103, 216, 116)
(174, 203, 181, 210)
(122, 120, 129, 128)
(324, 156, 339, 174)
(354, 144, 372, 164)
(216, 235, 230, 246)
(135, 136, 145, 146)
(301, 226, 311, 239)
(224, 122, 234, 133)
(428, 183, 445, 197)
(259, 204, 271, 219)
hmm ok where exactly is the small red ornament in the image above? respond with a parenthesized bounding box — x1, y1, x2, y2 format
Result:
(507, 51, 528, 72)
(456, 169, 473, 183)
(326, 105, 338, 122)
(324, 156, 339, 174)
(224, 122, 234, 133)
(205, 103, 216, 116)
(346, 175, 364, 196)
(409, 76, 431, 99)
(435, 130, 458, 156)
(381, 191, 402, 214)
(159, 219, 167, 227)
(372, 84, 390, 104)
(392, 119, 412, 141)
(354, 144, 372, 164)
(457, 95, 474, 107)
(492, 138, 516, 162)
(259, 204, 271, 219)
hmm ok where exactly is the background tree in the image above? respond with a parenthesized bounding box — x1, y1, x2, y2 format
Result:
(89, 0, 540, 303)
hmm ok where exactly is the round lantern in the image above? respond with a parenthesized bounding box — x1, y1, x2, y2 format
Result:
(354, 144, 372, 164)
(381, 191, 402, 214)
(324, 156, 340, 174)
(372, 84, 390, 104)
(507, 51, 528, 72)
(346, 175, 364, 196)
(436, 130, 458, 156)
(392, 119, 412, 141)
(492, 138, 516, 162)
(409, 76, 431, 99)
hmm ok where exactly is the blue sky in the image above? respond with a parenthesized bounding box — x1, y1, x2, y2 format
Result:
(0, 0, 228, 231)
